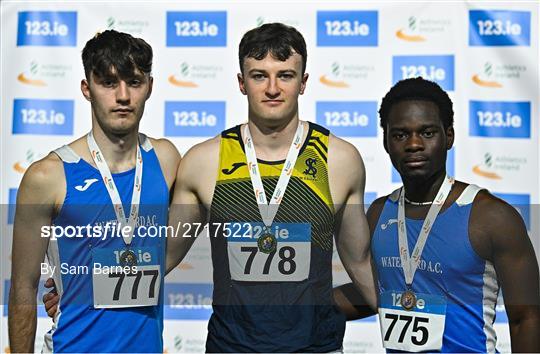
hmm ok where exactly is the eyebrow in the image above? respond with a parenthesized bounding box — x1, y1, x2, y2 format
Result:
(389, 124, 440, 131)
(247, 69, 297, 75)
(96, 72, 147, 82)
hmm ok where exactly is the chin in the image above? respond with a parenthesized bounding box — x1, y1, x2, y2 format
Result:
(399, 168, 431, 181)
(108, 124, 137, 136)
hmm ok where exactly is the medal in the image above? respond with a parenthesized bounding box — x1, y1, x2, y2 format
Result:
(243, 122, 304, 251)
(119, 249, 138, 267)
(397, 175, 454, 307)
(401, 289, 416, 310)
(258, 232, 277, 254)
(87, 132, 143, 254)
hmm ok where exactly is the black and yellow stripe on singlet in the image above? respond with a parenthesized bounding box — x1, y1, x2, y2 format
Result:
(210, 121, 334, 250)
(206, 122, 344, 353)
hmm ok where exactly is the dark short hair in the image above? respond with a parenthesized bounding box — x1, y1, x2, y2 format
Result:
(238, 23, 307, 74)
(82, 30, 152, 80)
(379, 77, 454, 133)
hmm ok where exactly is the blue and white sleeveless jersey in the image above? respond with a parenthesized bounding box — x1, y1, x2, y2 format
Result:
(372, 185, 500, 353)
(43, 134, 168, 353)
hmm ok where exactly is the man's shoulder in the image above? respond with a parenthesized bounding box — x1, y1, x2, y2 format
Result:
(470, 187, 520, 220)
(184, 135, 220, 161)
(175, 135, 221, 195)
(147, 137, 181, 163)
(19, 153, 65, 203)
(464, 183, 526, 239)
(25, 152, 64, 181)
(328, 134, 363, 165)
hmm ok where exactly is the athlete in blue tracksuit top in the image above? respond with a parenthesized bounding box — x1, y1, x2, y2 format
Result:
(8, 30, 180, 353)
(334, 77, 539, 352)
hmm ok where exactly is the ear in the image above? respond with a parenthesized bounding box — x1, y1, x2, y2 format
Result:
(299, 73, 309, 95)
(383, 133, 389, 153)
(446, 126, 454, 150)
(146, 76, 153, 100)
(237, 73, 247, 95)
(81, 79, 91, 101)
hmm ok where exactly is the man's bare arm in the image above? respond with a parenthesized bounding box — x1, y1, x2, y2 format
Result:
(329, 136, 377, 311)
(471, 192, 540, 352)
(150, 138, 182, 191)
(333, 196, 387, 319)
(165, 138, 219, 274)
(9, 155, 63, 352)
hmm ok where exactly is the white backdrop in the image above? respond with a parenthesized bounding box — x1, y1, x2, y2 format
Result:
(1, 1, 538, 352)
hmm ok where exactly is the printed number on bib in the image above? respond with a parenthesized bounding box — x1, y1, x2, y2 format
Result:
(92, 247, 161, 308)
(378, 291, 446, 352)
(227, 222, 310, 281)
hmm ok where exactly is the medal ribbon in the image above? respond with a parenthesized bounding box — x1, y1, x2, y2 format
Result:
(397, 175, 454, 286)
(243, 122, 304, 228)
(87, 132, 143, 247)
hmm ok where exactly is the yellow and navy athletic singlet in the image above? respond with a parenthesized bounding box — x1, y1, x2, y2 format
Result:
(43, 135, 168, 353)
(206, 122, 345, 352)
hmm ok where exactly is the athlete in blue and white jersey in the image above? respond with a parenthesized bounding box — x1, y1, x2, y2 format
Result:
(8, 30, 180, 353)
(336, 77, 539, 352)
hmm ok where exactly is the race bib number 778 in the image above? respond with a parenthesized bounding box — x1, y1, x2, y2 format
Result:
(227, 222, 311, 282)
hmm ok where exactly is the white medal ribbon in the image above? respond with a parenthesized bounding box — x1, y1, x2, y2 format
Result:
(397, 175, 454, 286)
(87, 132, 143, 247)
(243, 122, 304, 228)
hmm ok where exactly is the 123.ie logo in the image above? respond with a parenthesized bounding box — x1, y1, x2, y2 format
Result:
(166, 11, 226, 47)
(317, 11, 378, 47)
(469, 101, 530, 139)
(469, 10, 530, 46)
(12, 99, 74, 135)
(164, 101, 225, 137)
(393, 55, 454, 91)
(17, 11, 77, 47)
(316, 101, 377, 137)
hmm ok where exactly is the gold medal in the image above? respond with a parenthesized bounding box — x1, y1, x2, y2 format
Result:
(120, 249, 137, 267)
(257, 233, 277, 254)
(401, 290, 417, 311)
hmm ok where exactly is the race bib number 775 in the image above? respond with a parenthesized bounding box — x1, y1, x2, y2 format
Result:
(378, 291, 447, 352)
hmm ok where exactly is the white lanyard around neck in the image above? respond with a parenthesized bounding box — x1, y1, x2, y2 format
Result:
(397, 175, 454, 286)
(243, 122, 304, 228)
(87, 132, 143, 247)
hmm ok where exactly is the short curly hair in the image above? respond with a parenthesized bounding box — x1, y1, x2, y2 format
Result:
(379, 77, 454, 133)
(82, 30, 152, 80)
(238, 23, 307, 75)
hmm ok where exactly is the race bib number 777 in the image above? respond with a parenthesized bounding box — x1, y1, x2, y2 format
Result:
(92, 247, 161, 308)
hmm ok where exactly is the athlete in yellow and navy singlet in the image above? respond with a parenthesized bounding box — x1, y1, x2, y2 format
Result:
(206, 122, 345, 352)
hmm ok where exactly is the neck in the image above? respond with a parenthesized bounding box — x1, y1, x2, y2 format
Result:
(402, 170, 447, 203)
(90, 123, 139, 173)
(246, 117, 301, 160)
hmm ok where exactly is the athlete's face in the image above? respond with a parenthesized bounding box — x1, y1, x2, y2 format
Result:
(384, 100, 454, 182)
(81, 68, 153, 136)
(238, 52, 308, 126)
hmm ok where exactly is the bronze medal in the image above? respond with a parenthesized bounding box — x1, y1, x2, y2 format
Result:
(401, 290, 417, 311)
(120, 249, 137, 267)
(257, 233, 277, 254)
